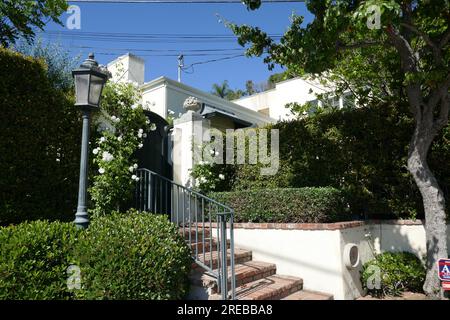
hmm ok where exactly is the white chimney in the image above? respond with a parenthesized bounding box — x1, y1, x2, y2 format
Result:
(107, 53, 145, 85)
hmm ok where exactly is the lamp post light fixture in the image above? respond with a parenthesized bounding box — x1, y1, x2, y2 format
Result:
(72, 53, 110, 229)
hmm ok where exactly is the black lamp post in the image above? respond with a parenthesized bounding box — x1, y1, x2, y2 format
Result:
(72, 53, 110, 229)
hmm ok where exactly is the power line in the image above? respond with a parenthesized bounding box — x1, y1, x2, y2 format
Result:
(40, 31, 283, 38)
(180, 53, 245, 74)
(40, 30, 282, 43)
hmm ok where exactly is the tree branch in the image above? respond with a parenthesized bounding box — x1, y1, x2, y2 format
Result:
(335, 40, 382, 51)
(400, 23, 443, 65)
(440, 27, 450, 49)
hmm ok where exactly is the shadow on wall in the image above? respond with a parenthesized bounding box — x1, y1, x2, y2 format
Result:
(341, 221, 450, 298)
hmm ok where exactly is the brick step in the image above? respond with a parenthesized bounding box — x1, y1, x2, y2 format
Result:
(180, 227, 211, 240)
(190, 260, 276, 294)
(282, 289, 333, 300)
(191, 248, 252, 270)
(189, 239, 230, 252)
(220, 274, 303, 300)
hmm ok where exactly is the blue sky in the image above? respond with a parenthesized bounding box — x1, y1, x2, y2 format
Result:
(42, 2, 313, 92)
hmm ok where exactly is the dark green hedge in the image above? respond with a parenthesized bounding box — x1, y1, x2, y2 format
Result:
(225, 103, 450, 219)
(0, 212, 192, 300)
(0, 220, 80, 299)
(210, 187, 350, 223)
(0, 48, 82, 225)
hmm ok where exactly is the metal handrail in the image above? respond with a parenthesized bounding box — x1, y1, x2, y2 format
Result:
(135, 168, 236, 300)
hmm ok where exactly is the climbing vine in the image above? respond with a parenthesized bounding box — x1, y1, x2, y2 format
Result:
(89, 81, 154, 216)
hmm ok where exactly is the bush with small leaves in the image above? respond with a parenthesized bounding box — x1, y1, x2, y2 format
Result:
(0, 220, 80, 299)
(74, 210, 192, 300)
(210, 187, 349, 223)
(361, 252, 426, 298)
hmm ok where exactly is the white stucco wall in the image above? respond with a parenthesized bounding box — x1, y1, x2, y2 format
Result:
(107, 53, 145, 85)
(227, 222, 450, 300)
(234, 77, 337, 121)
(142, 84, 166, 118)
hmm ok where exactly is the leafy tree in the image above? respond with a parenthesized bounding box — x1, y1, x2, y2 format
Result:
(230, 0, 450, 297)
(0, 0, 68, 47)
(14, 38, 80, 91)
(245, 80, 257, 95)
(211, 80, 231, 98)
(267, 70, 299, 89)
(211, 80, 246, 100)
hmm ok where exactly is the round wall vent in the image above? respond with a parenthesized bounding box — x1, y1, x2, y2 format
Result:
(343, 243, 360, 269)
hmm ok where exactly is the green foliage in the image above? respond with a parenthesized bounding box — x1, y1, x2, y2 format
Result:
(197, 103, 449, 219)
(74, 210, 192, 300)
(0, 212, 192, 300)
(210, 187, 349, 223)
(0, 0, 68, 47)
(361, 252, 426, 298)
(89, 80, 152, 216)
(14, 38, 80, 91)
(0, 48, 81, 225)
(211, 80, 246, 100)
(190, 160, 235, 194)
(0, 220, 80, 299)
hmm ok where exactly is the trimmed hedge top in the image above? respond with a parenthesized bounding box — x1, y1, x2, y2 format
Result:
(210, 187, 350, 223)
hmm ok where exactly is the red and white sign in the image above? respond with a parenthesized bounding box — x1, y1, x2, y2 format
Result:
(438, 259, 450, 281)
(442, 282, 450, 291)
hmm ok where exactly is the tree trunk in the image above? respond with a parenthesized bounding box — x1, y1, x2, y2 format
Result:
(407, 122, 448, 299)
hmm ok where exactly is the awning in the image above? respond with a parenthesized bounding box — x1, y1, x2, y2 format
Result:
(200, 105, 253, 128)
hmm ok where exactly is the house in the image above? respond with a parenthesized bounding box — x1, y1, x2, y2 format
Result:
(232, 76, 355, 121)
(107, 53, 274, 130)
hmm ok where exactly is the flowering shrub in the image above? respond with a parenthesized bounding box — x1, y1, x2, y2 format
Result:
(189, 143, 234, 193)
(89, 81, 153, 216)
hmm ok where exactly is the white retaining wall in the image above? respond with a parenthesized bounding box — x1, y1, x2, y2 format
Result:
(226, 221, 450, 300)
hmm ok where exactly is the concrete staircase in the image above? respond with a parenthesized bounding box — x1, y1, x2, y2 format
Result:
(183, 227, 333, 300)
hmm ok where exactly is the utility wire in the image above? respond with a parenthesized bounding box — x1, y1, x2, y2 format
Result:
(181, 53, 245, 74)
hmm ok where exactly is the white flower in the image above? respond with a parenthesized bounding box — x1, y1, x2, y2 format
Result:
(133, 163, 138, 169)
(210, 149, 215, 155)
(56, 158, 60, 162)
(219, 174, 225, 180)
(117, 136, 123, 142)
(114, 117, 120, 123)
(99, 168, 105, 174)
(99, 137, 106, 143)
(111, 115, 117, 121)
(138, 133, 143, 138)
(145, 120, 150, 125)
(93, 148, 99, 155)
(129, 166, 134, 172)
(135, 177, 140, 181)
(138, 143, 143, 149)
(131, 174, 137, 180)
(149, 123, 157, 131)
(142, 133, 147, 138)
(200, 176, 207, 183)
(102, 151, 114, 162)
(138, 128, 144, 134)
(131, 104, 138, 110)
(215, 151, 219, 156)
